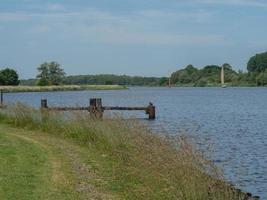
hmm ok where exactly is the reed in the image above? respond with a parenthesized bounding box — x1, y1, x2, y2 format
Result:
(0, 104, 250, 200)
(0, 85, 127, 93)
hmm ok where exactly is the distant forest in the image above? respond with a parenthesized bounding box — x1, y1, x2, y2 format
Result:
(21, 74, 167, 86)
(20, 51, 267, 87)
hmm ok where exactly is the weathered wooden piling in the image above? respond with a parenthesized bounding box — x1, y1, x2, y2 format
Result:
(0, 90, 3, 107)
(146, 102, 156, 120)
(89, 98, 103, 119)
(41, 99, 48, 109)
(40, 99, 49, 122)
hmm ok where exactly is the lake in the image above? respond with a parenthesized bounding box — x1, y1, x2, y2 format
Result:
(4, 87, 267, 198)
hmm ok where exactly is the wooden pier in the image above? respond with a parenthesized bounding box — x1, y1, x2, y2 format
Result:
(41, 98, 156, 120)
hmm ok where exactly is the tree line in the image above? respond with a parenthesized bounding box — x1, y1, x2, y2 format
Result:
(21, 74, 165, 86)
(170, 64, 238, 87)
(2, 51, 267, 87)
(21, 62, 166, 86)
(170, 51, 267, 87)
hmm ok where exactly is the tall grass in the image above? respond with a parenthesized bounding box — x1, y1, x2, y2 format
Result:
(0, 104, 251, 200)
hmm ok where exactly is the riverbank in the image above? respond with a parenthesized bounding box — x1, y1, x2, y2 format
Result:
(170, 83, 258, 87)
(0, 85, 127, 93)
(0, 105, 259, 199)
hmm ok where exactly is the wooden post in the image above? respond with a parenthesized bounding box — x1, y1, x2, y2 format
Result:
(89, 98, 103, 119)
(0, 90, 3, 107)
(146, 102, 156, 120)
(41, 99, 48, 109)
(40, 99, 48, 122)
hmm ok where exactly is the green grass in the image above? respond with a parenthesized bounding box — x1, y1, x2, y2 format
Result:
(0, 125, 117, 199)
(0, 126, 87, 200)
(0, 85, 127, 93)
(0, 132, 50, 200)
(0, 104, 251, 199)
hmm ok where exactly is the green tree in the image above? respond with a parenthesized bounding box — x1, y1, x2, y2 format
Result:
(105, 80, 113, 85)
(36, 62, 65, 86)
(0, 68, 20, 85)
(37, 62, 50, 86)
(222, 63, 232, 70)
(159, 77, 168, 86)
(48, 62, 65, 85)
(247, 52, 267, 73)
(171, 65, 199, 85)
(198, 65, 221, 85)
(222, 64, 238, 83)
(170, 64, 239, 86)
(256, 70, 267, 86)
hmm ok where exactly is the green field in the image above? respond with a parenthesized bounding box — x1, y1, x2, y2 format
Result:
(0, 85, 127, 93)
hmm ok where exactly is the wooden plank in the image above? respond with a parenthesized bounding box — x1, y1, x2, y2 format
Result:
(103, 106, 147, 111)
(48, 107, 89, 111)
(47, 106, 148, 111)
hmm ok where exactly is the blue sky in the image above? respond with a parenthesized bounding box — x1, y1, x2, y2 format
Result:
(0, 0, 267, 78)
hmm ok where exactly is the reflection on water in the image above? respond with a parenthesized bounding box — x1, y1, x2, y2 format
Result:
(4, 87, 267, 198)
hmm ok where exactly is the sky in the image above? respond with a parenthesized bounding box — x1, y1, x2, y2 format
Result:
(0, 0, 267, 79)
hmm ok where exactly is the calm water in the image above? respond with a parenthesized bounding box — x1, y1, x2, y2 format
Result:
(4, 87, 267, 198)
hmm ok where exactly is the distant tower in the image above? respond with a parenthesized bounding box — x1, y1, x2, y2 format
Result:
(221, 65, 227, 88)
(221, 65, 225, 85)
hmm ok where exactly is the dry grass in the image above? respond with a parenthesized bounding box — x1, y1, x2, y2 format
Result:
(0, 104, 250, 200)
(0, 85, 127, 93)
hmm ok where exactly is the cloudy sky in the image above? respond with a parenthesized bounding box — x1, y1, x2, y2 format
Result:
(0, 0, 267, 78)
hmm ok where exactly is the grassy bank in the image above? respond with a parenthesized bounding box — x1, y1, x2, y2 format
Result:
(0, 104, 253, 199)
(0, 130, 51, 200)
(0, 127, 82, 200)
(0, 85, 127, 93)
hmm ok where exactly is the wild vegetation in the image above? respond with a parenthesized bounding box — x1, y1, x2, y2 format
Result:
(0, 104, 255, 200)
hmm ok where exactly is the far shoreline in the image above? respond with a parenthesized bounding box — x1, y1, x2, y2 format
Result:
(0, 85, 128, 93)
(1, 85, 267, 94)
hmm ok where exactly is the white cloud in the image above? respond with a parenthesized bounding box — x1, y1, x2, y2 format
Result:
(0, 9, 226, 46)
(197, 0, 267, 7)
(136, 9, 216, 23)
(46, 3, 66, 12)
(76, 25, 225, 45)
(0, 12, 30, 22)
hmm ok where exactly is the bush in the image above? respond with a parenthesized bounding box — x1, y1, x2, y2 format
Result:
(0, 68, 20, 85)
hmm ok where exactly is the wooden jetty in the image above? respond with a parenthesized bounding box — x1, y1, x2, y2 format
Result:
(41, 98, 156, 120)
